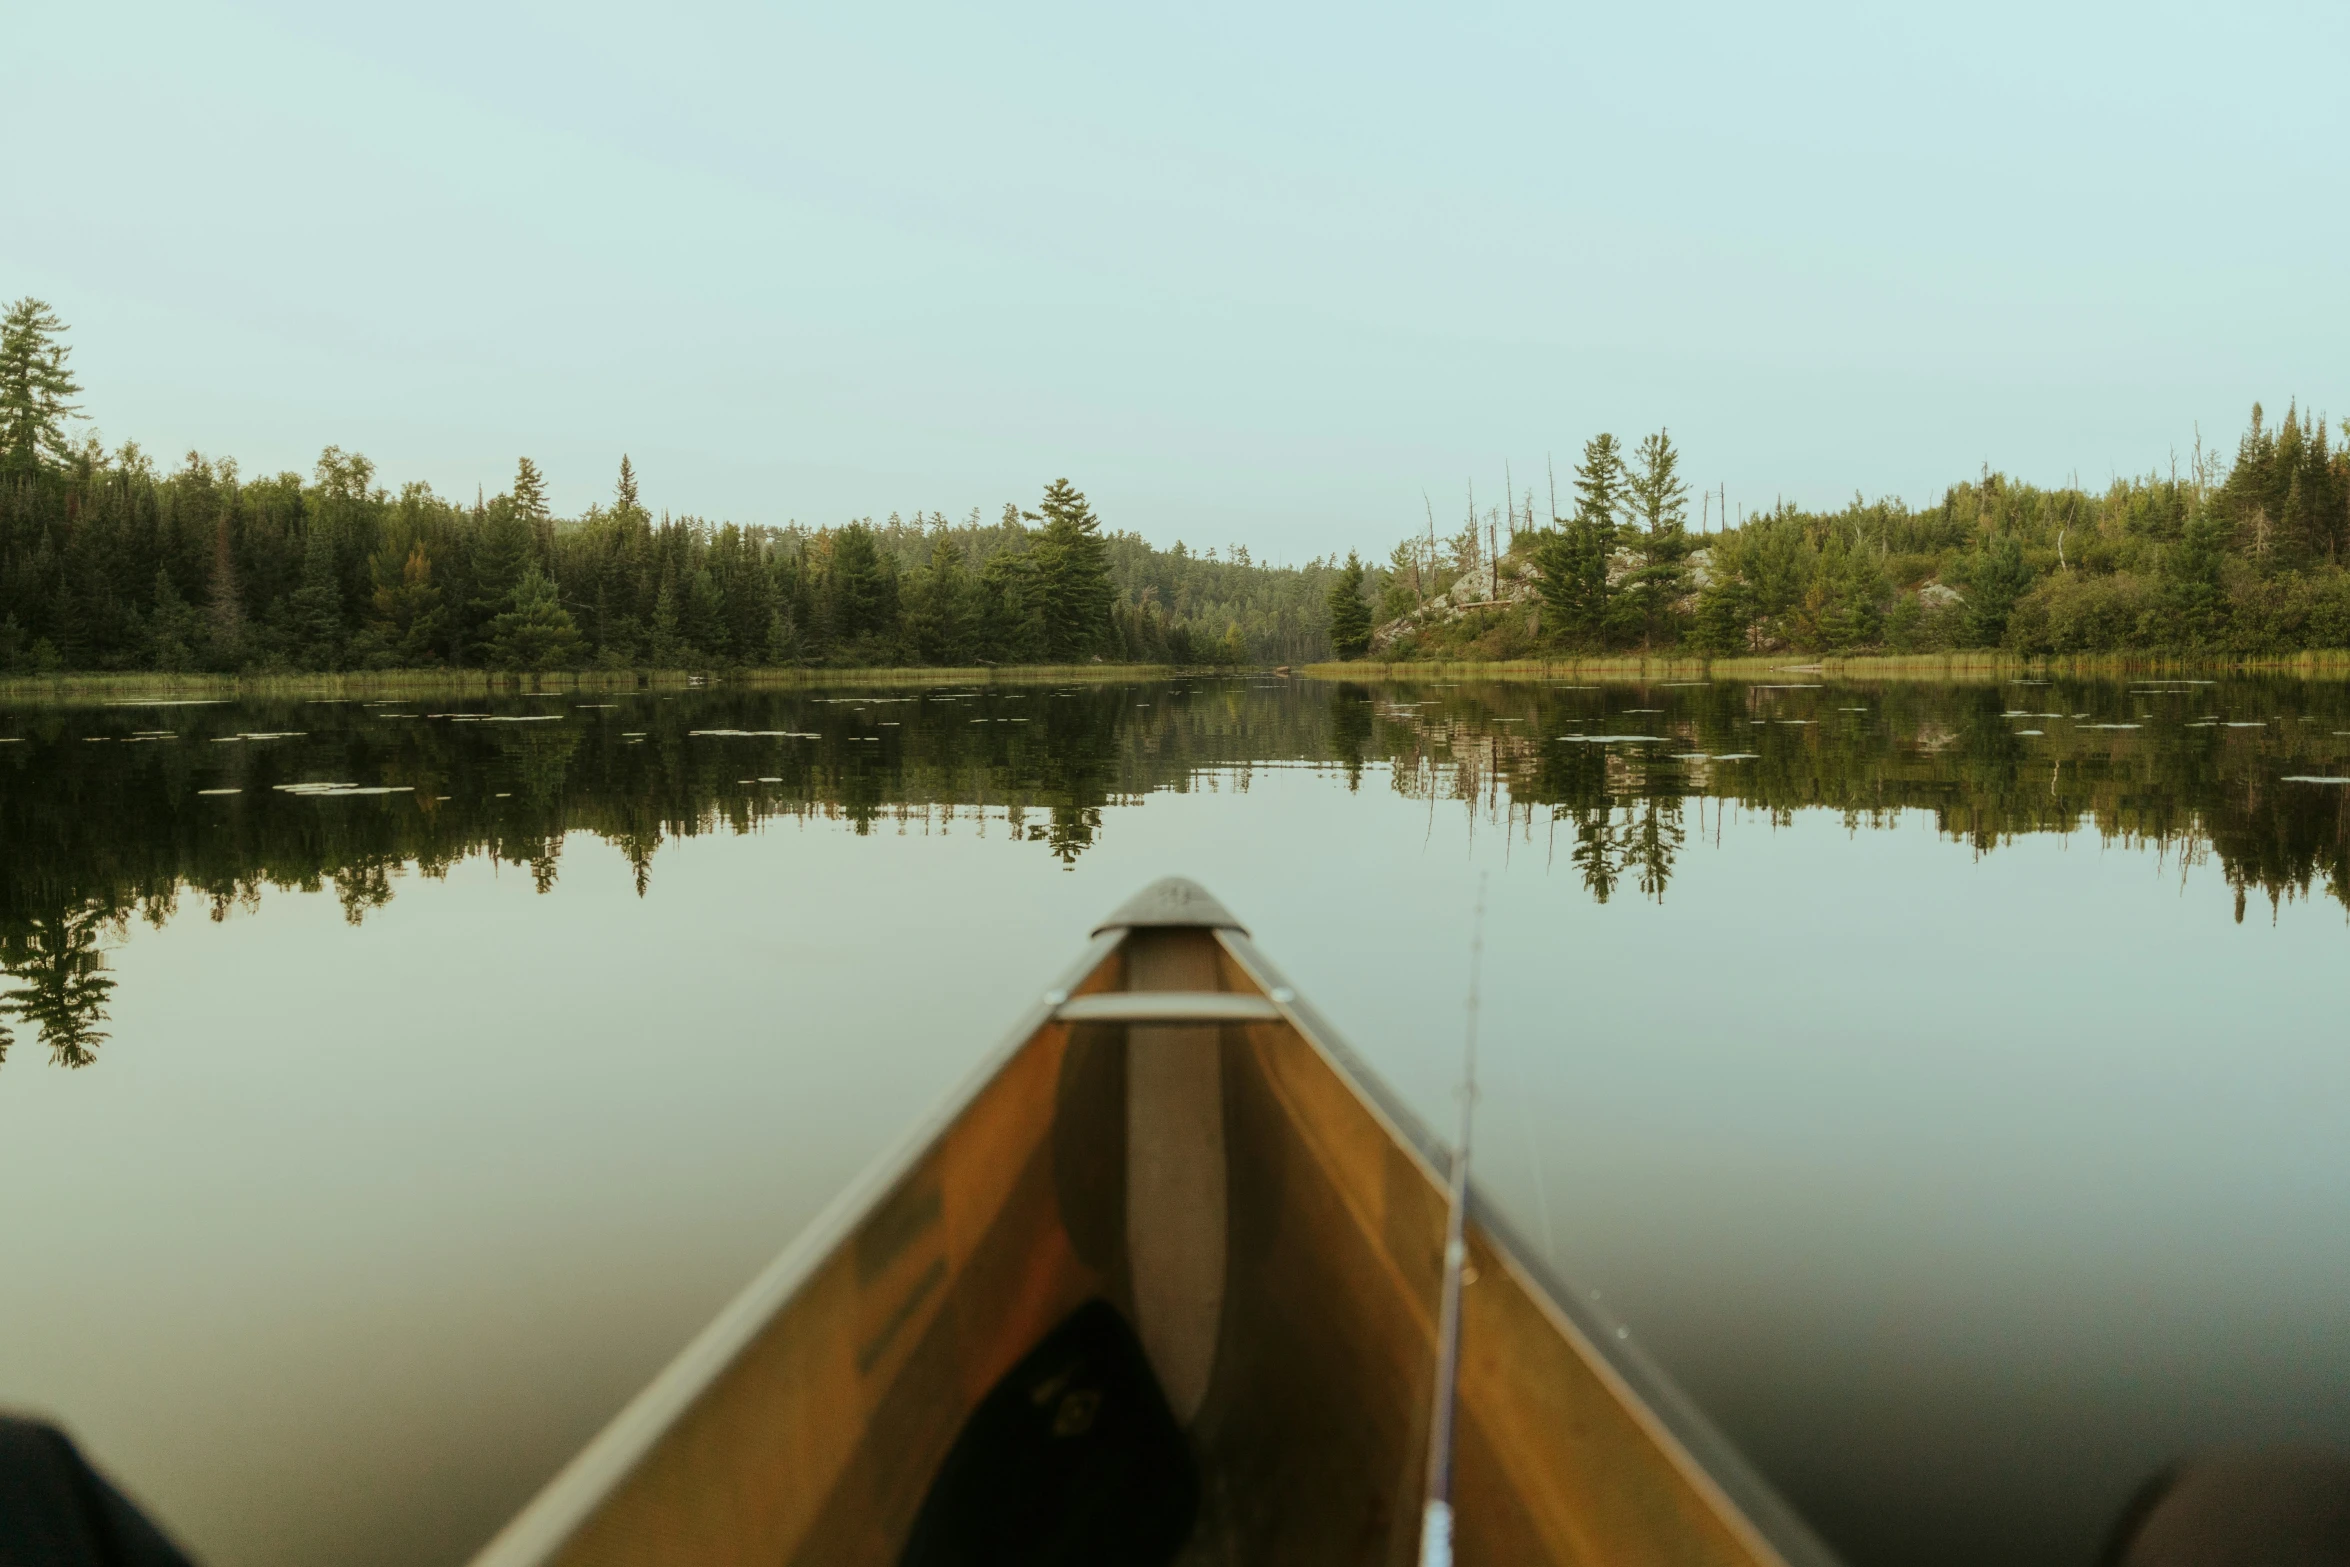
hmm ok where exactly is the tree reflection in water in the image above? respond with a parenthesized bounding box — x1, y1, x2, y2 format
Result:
(1, 675, 2344, 1064)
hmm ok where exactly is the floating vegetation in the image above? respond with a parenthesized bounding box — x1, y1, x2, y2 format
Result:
(271, 783, 415, 798)
(687, 729, 819, 738)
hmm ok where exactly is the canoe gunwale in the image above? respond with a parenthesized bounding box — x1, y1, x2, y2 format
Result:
(1213, 927, 1846, 1567)
(469, 894, 1846, 1567)
(464, 929, 1127, 1567)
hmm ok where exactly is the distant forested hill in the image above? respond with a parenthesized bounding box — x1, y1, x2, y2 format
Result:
(0, 299, 1338, 674)
(1352, 413, 2350, 661)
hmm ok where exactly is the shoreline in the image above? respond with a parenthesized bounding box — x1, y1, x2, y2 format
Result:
(7, 648, 2350, 701)
(0, 663, 1191, 701)
(1300, 650, 2350, 682)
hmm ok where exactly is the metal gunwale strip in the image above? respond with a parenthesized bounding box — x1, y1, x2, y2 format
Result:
(466, 929, 1128, 1567)
(1213, 928, 1845, 1567)
(1055, 991, 1281, 1024)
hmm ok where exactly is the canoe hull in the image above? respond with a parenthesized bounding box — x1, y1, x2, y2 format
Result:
(472, 902, 1837, 1567)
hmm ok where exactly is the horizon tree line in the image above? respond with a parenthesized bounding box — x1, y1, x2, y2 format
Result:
(0, 298, 1342, 674)
(1330, 408, 2350, 660)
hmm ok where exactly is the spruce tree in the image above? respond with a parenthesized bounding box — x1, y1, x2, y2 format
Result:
(826, 523, 892, 646)
(485, 566, 583, 669)
(907, 536, 975, 663)
(977, 547, 1042, 663)
(284, 517, 346, 667)
(1532, 433, 1627, 646)
(0, 298, 80, 471)
(1617, 428, 1692, 647)
(1026, 479, 1113, 661)
(465, 505, 535, 658)
(511, 456, 553, 559)
(1326, 551, 1372, 658)
(648, 576, 682, 666)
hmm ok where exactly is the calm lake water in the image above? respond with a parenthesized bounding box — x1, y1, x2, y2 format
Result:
(2, 674, 2346, 1567)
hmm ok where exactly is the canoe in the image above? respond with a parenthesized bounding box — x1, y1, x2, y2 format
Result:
(470, 878, 1841, 1567)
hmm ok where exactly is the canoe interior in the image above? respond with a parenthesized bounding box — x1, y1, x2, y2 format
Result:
(478, 925, 1827, 1567)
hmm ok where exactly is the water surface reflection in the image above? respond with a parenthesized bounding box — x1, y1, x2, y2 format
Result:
(5, 675, 2344, 1064)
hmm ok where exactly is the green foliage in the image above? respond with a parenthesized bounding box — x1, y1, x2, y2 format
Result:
(1027, 478, 1114, 661)
(0, 299, 80, 472)
(1379, 405, 2350, 660)
(1529, 433, 1630, 647)
(0, 304, 1341, 674)
(485, 566, 583, 670)
(1326, 552, 1371, 658)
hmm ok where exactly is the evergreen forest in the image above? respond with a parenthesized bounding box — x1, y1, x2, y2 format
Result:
(1354, 415, 2350, 661)
(9, 295, 2349, 672)
(0, 300, 1338, 675)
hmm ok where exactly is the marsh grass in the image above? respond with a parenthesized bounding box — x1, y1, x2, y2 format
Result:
(1304, 651, 2350, 683)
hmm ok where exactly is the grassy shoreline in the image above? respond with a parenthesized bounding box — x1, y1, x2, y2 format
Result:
(8, 650, 2350, 701)
(0, 663, 1189, 701)
(1301, 650, 2350, 682)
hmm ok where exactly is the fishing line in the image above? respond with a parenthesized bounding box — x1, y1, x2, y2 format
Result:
(1418, 873, 1486, 1567)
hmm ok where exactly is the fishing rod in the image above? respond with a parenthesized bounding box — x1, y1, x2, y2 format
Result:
(1418, 875, 1486, 1567)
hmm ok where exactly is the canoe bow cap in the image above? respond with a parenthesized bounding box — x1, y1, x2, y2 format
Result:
(1093, 877, 1248, 937)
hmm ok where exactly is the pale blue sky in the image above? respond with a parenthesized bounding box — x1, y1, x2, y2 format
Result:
(12, 1, 2346, 559)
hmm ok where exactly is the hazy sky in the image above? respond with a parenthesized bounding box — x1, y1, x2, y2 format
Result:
(12, 2, 2347, 559)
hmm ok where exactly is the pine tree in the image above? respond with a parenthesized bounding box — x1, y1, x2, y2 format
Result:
(648, 576, 682, 667)
(826, 523, 893, 647)
(149, 567, 203, 670)
(465, 505, 535, 658)
(511, 456, 553, 559)
(2162, 504, 2231, 647)
(1961, 533, 2033, 647)
(485, 566, 583, 670)
(907, 536, 976, 663)
(1532, 433, 1626, 646)
(1617, 428, 1693, 647)
(1572, 433, 1630, 531)
(1326, 551, 1372, 658)
(977, 546, 1042, 662)
(1692, 578, 1753, 656)
(0, 298, 80, 471)
(1026, 479, 1113, 660)
(284, 516, 346, 667)
(614, 455, 642, 520)
(371, 542, 444, 663)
